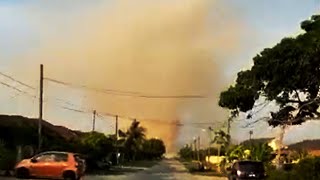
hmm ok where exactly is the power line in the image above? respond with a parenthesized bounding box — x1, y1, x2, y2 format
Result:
(0, 81, 36, 98)
(44, 78, 141, 95)
(44, 95, 215, 128)
(0, 72, 36, 89)
(44, 77, 206, 99)
(181, 122, 224, 125)
(55, 101, 227, 129)
(59, 106, 89, 113)
(54, 97, 83, 109)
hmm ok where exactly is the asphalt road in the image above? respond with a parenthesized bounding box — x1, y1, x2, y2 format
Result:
(3, 159, 227, 180)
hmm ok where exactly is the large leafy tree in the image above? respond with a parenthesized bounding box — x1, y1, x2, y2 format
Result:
(79, 132, 114, 169)
(219, 15, 320, 166)
(142, 138, 166, 160)
(219, 15, 320, 128)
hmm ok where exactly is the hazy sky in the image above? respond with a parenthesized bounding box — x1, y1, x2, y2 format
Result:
(0, 0, 319, 150)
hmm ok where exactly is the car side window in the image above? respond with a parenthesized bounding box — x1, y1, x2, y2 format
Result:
(54, 153, 68, 162)
(35, 154, 56, 162)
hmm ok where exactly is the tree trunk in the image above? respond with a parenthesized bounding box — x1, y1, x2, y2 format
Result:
(276, 125, 286, 169)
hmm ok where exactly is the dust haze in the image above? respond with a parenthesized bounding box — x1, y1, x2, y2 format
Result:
(11, 0, 246, 152)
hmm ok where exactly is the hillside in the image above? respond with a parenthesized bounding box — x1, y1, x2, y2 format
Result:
(240, 138, 273, 146)
(288, 139, 320, 151)
(0, 114, 82, 149)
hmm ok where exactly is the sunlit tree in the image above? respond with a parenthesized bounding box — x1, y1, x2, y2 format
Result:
(219, 15, 320, 165)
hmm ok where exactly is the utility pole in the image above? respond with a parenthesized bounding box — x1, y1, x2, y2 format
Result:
(197, 136, 200, 161)
(249, 130, 253, 140)
(115, 115, 119, 165)
(115, 115, 118, 138)
(208, 126, 214, 157)
(38, 64, 44, 152)
(249, 130, 253, 146)
(193, 138, 197, 160)
(92, 110, 96, 132)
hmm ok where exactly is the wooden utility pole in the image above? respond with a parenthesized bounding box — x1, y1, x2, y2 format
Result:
(249, 130, 253, 140)
(38, 64, 44, 152)
(193, 138, 197, 160)
(115, 115, 119, 165)
(115, 115, 118, 139)
(249, 130, 253, 147)
(92, 110, 96, 131)
(197, 136, 200, 161)
(208, 126, 214, 157)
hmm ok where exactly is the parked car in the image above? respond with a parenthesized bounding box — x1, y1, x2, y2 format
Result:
(227, 160, 267, 180)
(15, 151, 86, 180)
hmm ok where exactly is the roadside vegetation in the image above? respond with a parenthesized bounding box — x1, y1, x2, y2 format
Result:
(218, 13, 320, 179)
(0, 115, 166, 175)
(219, 14, 320, 163)
(179, 14, 320, 179)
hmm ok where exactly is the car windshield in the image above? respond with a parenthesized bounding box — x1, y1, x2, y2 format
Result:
(238, 162, 264, 172)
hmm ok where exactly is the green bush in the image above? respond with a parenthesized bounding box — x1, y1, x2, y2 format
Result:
(0, 143, 17, 171)
(268, 157, 320, 180)
(292, 157, 320, 180)
(267, 170, 292, 180)
(140, 138, 166, 160)
(179, 146, 193, 161)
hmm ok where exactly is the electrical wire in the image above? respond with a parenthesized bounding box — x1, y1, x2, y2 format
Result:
(0, 81, 36, 98)
(59, 106, 89, 113)
(44, 77, 206, 99)
(0, 73, 213, 128)
(44, 78, 140, 96)
(0, 72, 36, 89)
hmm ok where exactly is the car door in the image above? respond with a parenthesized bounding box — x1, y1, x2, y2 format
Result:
(29, 153, 53, 178)
(46, 153, 69, 178)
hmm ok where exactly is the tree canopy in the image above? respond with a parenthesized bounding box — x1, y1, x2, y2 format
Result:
(142, 138, 166, 160)
(219, 15, 320, 127)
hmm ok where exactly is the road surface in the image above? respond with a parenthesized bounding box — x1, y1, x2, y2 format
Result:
(3, 159, 227, 180)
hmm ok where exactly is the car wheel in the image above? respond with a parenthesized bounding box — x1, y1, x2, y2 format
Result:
(16, 168, 29, 179)
(63, 171, 76, 180)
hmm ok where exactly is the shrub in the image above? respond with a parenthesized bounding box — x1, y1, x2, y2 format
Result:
(0, 143, 16, 171)
(268, 157, 320, 180)
(267, 169, 292, 180)
(179, 146, 193, 161)
(292, 157, 320, 180)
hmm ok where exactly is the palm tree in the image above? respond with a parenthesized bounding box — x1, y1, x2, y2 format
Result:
(250, 143, 273, 162)
(122, 120, 146, 161)
(226, 145, 246, 161)
(211, 130, 229, 156)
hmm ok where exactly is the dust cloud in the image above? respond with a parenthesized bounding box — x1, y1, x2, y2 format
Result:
(12, 0, 246, 152)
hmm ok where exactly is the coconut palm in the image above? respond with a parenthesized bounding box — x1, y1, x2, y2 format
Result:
(123, 120, 146, 161)
(211, 130, 229, 156)
(250, 143, 273, 162)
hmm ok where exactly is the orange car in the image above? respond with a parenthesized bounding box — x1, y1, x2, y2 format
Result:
(15, 151, 86, 180)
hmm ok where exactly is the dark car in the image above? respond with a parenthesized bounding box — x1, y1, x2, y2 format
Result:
(227, 160, 267, 180)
